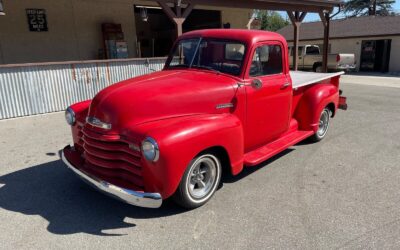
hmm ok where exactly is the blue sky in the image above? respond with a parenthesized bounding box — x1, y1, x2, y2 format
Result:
(280, 0, 400, 22)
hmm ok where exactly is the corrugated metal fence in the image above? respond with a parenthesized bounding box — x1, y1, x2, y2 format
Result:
(0, 57, 167, 120)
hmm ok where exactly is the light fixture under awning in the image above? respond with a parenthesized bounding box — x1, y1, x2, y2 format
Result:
(0, 0, 5, 15)
(135, 5, 162, 10)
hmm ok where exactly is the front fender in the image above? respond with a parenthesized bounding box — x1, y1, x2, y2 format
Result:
(133, 114, 244, 199)
(69, 100, 91, 122)
(294, 83, 339, 132)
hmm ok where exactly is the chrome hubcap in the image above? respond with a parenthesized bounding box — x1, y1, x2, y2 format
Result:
(317, 109, 330, 137)
(188, 156, 218, 199)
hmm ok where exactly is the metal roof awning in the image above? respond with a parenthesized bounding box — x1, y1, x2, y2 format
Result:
(151, 0, 342, 12)
(279, 15, 400, 41)
(147, 0, 341, 72)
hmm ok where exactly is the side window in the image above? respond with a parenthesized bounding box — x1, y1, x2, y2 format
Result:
(250, 44, 283, 77)
(290, 46, 303, 56)
(306, 46, 320, 55)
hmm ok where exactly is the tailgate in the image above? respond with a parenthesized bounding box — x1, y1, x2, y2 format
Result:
(338, 54, 355, 65)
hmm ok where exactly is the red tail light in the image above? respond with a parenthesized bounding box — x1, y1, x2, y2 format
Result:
(339, 96, 347, 110)
(336, 54, 341, 62)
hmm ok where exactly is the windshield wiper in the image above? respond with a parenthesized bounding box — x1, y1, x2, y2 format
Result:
(192, 65, 221, 74)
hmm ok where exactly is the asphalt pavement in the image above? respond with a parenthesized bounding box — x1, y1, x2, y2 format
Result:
(1, 75, 400, 249)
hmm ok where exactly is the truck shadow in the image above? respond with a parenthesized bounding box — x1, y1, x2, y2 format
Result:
(0, 160, 187, 236)
(222, 148, 295, 184)
(0, 148, 296, 236)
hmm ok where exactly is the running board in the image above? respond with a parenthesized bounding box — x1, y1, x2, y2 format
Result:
(243, 130, 314, 166)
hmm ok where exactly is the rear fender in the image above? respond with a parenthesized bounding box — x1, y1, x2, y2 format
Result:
(133, 114, 244, 199)
(294, 83, 339, 132)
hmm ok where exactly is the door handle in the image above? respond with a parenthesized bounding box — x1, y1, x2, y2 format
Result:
(281, 82, 290, 89)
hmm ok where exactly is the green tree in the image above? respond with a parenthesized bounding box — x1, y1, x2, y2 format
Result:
(343, 0, 395, 17)
(257, 10, 289, 32)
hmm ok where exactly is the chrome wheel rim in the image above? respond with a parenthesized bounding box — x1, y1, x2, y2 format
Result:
(317, 109, 330, 138)
(187, 155, 218, 200)
(316, 66, 323, 73)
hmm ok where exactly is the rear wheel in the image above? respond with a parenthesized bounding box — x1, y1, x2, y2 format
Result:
(313, 63, 323, 73)
(310, 108, 331, 142)
(173, 153, 222, 209)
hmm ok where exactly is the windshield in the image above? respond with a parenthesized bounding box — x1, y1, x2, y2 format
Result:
(165, 38, 246, 76)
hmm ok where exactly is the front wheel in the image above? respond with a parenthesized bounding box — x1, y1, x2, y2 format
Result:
(173, 153, 222, 209)
(310, 108, 331, 142)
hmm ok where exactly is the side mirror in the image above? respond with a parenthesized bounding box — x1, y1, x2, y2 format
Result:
(251, 79, 263, 89)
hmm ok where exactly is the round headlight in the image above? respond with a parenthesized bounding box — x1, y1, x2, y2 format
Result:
(65, 107, 76, 126)
(141, 137, 159, 162)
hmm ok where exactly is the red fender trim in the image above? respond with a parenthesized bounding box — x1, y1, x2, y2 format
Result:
(132, 114, 244, 199)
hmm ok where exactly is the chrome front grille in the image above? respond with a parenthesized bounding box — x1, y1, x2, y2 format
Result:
(78, 126, 144, 190)
(76, 124, 84, 148)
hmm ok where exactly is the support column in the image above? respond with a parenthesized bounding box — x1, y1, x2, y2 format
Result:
(174, 18, 184, 37)
(158, 1, 194, 39)
(293, 21, 300, 70)
(247, 17, 255, 30)
(319, 11, 330, 73)
(287, 11, 307, 71)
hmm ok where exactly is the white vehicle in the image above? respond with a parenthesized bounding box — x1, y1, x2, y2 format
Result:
(289, 45, 356, 72)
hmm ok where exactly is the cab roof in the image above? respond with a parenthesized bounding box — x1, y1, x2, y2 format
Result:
(179, 29, 287, 46)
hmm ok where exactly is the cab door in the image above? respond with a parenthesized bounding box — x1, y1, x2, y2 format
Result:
(244, 42, 292, 151)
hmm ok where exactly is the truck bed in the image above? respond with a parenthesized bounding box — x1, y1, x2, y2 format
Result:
(290, 71, 344, 89)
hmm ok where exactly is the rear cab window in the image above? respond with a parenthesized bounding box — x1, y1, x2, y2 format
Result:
(250, 44, 283, 77)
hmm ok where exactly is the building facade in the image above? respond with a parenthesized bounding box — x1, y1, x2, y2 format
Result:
(0, 0, 343, 120)
(278, 15, 400, 73)
(0, 0, 252, 64)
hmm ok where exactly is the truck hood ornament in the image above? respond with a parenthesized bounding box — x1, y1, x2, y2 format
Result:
(86, 117, 112, 130)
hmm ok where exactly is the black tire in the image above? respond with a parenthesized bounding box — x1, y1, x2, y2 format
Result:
(310, 107, 331, 142)
(313, 63, 323, 73)
(173, 153, 222, 209)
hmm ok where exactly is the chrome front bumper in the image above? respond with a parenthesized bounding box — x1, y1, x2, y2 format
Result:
(61, 149, 162, 208)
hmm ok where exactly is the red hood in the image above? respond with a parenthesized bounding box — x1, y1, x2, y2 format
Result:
(87, 70, 238, 133)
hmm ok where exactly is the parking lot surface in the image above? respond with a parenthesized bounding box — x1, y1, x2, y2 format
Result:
(1, 76, 400, 249)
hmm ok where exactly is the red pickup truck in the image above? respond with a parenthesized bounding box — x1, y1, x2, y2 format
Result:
(61, 29, 347, 209)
